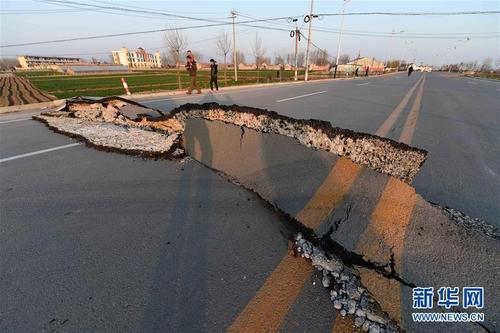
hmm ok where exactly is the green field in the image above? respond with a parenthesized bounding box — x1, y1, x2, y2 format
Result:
(15, 69, 325, 99)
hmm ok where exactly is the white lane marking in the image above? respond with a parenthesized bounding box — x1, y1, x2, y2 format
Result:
(0, 117, 32, 124)
(275, 90, 327, 103)
(0, 143, 82, 163)
(485, 165, 500, 182)
(357, 82, 371, 86)
(467, 81, 478, 85)
(139, 82, 330, 104)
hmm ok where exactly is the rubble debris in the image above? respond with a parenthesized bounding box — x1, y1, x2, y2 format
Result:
(295, 234, 400, 333)
(434, 204, 499, 240)
(37, 96, 427, 183)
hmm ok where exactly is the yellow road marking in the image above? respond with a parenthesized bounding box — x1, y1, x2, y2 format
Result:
(399, 76, 426, 145)
(375, 75, 424, 137)
(330, 314, 363, 333)
(227, 254, 313, 333)
(228, 74, 426, 332)
(355, 177, 417, 323)
(295, 158, 362, 230)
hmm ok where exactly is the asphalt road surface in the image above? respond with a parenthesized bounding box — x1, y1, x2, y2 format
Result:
(1, 72, 499, 332)
(135, 72, 499, 225)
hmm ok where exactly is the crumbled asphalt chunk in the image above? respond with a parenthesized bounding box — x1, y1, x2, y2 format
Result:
(37, 96, 427, 183)
(295, 234, 399, 333)
(433, 204, 500, 240)
(34, 115, 181, 159)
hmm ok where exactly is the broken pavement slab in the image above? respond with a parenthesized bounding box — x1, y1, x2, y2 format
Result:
(181, 117, 499, 333)
(33, 97, 499, 332)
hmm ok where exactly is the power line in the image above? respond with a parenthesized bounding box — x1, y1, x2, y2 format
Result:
(0, 9, 94, 14)
(36, 0, 234, 23)
(2, 8, 499, 49)
(90, 0, 230, 16)
(311, 25, 499, 36)
(310, 27, 499, 39)
(318, 11, 500, 16)
(0, 16, 295, 48)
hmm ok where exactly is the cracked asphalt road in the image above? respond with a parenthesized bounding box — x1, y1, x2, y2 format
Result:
(1, 72, 499, 332)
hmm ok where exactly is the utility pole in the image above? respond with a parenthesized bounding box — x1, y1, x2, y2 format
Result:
(334, 0, 350, 78)
(304, 0, 314, 81)
(289, 18, 300, 81)
(294, 22, 299, 81)
(231, 10, 238, 82)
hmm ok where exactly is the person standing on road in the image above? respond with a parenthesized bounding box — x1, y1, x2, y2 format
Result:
(408, 64, 414, 77)
(355, 67, 359, 77)
(365, 66, 369, 77)
(209, 59, 219, 91)
(185, 53, 201, 95)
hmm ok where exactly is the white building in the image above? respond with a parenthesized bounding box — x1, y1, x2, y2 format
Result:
(111, 47, 161, 68)
(17, 55, 82, 69)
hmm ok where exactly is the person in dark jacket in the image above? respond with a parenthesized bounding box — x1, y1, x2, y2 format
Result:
(365, 66, 369, 77)
(408, 65, 414, 76)
(185, 54, 201, 94)
(209, 59, 218, 91)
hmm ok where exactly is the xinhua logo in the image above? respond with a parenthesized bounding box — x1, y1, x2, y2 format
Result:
(411, 287, 485, 323)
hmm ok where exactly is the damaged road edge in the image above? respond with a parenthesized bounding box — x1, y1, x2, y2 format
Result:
(34, 96, 427, 183)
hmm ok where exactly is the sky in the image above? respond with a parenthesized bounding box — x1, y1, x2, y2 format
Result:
(0, 0, 499, 66)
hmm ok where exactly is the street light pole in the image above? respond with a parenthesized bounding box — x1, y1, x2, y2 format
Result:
(335, 0, 350, 69)
(231, 10, 238, 82)
(304, 0, 314, 81)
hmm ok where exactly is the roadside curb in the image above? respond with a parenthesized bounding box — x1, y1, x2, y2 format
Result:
(0, 99, 65, 114)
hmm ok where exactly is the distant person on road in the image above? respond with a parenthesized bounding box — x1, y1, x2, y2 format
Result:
(185, 53, 201, 95)
(355, 67, 359, 77)
(408, 65, 414, 77)
(365, 66, 369, 77)
(209, 59, 219, 91)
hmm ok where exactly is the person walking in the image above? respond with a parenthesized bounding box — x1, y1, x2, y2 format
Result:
(355, 67, 359, 77)
(185, 53, 201, 95)
(209, 59, 219, 91)
(408, 64, 414, 77)
(365, 66, 369, 77)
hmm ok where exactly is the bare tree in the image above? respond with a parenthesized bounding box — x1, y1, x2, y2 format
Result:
(252, 33, 267, 81)
(164, 27, 187, 89)
(312, 49, 329, 66)
(387, 59, 403, 69)
(338, 54, 350, 65)
(216, 31, 231, 86)
(232, 51, 245, 65)
(0, 57, 19, 71)
(481, 57, 493, 72)
(296, 52, 305, 67)
(160, 52, 169, 68)
(274, 54, 284, 65)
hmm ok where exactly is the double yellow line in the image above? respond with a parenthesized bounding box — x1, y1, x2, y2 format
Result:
(228, 74, 426, 333)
